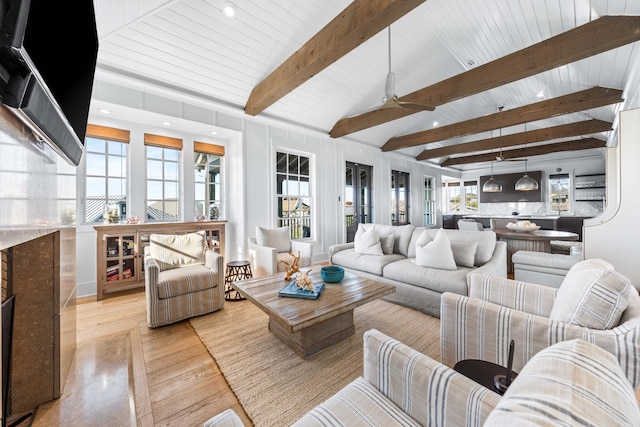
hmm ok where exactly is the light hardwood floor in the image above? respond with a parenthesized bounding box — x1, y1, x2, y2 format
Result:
(28, 289, 252, 427)
(20, 284, 640, 426)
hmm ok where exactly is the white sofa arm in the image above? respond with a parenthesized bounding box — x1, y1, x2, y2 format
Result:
(362, 329, 500, 426)
(328, 242, 354, 262)
(248, 236, 277, 277)
(468, 240, 507, 279)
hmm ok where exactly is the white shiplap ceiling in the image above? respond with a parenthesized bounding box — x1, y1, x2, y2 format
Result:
(92, 0, 640, 171)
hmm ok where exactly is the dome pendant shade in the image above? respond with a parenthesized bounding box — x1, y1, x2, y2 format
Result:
(515, 174, 539, 191)
(483, 176, 502, 192)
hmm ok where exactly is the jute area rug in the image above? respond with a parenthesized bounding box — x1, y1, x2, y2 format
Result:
(190, 298, 441, 427)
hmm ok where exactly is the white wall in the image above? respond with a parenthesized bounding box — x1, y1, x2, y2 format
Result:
(584, 107, 640, 288)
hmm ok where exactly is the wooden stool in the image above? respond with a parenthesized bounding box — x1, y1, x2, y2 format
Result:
(224, 260, 252, 301)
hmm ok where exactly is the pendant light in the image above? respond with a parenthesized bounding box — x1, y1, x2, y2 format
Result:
(483, 112, 503, 193)
(483, 151, 502, 192)
(515, 143, 539, 191)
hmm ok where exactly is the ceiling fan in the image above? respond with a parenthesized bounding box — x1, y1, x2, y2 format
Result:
(376, 27, 435, 112)
(495, 147, 526, 162)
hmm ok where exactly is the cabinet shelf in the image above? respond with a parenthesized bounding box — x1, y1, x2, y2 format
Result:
(94, 221, 225, 300)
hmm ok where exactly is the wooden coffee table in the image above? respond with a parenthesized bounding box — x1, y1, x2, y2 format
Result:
(232, 270, 395, 359)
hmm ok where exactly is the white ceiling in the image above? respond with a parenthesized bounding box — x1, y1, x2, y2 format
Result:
(92, 0, 640, 171)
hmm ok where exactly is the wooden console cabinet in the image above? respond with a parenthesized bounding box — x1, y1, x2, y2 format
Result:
(94, 221, 225, 300)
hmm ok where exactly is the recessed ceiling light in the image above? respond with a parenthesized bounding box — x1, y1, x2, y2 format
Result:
(210, 130, 218, 135)
(537, 90, 545, 98)
(223, 2, 237, 18)
(98, 108, 111, 114)
(162, 121, 172, 126)
(432, 121, 439, 127)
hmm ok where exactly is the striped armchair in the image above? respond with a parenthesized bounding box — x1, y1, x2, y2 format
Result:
(144, 231, 224, 327)
(441, 273, 640, 388)
(293, 329, 500, 426)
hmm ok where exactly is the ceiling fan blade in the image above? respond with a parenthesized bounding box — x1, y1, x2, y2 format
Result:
(396, 101, 435, 111)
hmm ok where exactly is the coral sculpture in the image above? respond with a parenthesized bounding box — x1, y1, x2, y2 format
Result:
(279, 251, 301, 282)
(295, 269, 313, 291)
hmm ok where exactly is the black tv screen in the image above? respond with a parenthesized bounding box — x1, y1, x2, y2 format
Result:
(0, 0, 99, 165)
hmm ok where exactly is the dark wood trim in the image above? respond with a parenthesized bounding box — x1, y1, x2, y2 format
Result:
(439, 138, 607, 166)
(386, 87, 621, 152)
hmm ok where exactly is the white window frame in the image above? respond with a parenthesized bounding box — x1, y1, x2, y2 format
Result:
(146, 145, 181, 222)
(275, 149, 314, 240)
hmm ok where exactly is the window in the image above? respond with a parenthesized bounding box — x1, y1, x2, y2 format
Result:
(441, 180, 461, 212)
(391, 170, 410, 225)
(549, 173, 570, 213)
(194, 142, 224, 220)
(145, 133, 182, 221)
(84, 125, 130, 223)
(464, 180, 478, 212)
(276, 151, 312, 239)
(423, 176, 436, 225)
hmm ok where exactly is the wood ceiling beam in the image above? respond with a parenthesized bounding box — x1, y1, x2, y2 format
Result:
(440, 138, 607, 167)
(244, 0, 427, 116)
(416, 119, 612, 161)
(330, 16, 640, 138)
(383, 86, 621, 152)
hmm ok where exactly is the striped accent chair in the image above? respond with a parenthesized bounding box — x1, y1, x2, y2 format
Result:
(292, 329, 501, 427)
(441, 265, 640, 388)
(144, 231, 224, 327)
(204, 332, 640, 426)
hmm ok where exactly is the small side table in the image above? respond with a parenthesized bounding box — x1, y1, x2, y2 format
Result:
(453, 359, 518, 395)
(224, 260, 252, 301)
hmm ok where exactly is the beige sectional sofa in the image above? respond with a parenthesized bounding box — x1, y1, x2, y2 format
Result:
(328, 224, 507, 317)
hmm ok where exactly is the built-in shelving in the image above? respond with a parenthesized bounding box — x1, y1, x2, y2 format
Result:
(94, 221, 225, 300)
(574, 174, 605, 203)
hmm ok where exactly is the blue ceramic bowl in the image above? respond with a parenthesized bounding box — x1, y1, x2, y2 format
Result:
(321, 265, 345, 283)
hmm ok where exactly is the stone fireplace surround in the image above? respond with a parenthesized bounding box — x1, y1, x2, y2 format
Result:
(0, 107, 78, 423)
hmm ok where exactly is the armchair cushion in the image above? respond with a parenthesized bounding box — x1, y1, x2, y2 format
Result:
(256, 226, 291, 253)
(157, 264, 218, 299)
(485, 339, 640, 426)
(150, 231, 207, 270)
(550, 259, 632, 329)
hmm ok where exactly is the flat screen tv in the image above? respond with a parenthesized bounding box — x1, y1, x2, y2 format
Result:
(0, 0, 98, 166)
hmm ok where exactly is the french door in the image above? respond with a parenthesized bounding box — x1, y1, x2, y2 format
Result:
(345, 162, 372, 242)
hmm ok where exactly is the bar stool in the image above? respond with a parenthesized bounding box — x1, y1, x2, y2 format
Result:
(224, 260, 252, 301)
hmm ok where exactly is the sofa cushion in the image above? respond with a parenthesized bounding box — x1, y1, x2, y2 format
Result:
(407, 227, 427, 259)
(150, 232, 206, 270)
(157, 264, 217, 299)
(380, 232, 395, 255)
(256, 226, 291, 253)
(356, 223, 415, 256)
(484, 339, 640, 426)
(292, 377, 422, 427)
(407, 228, 496, 266)
(550, 260, 632, 330)
(384, 259, 470, 295)
(332, 249, 405, 276)
(451, 241, 477, 268)
(354, 227, 384, 255)
(416, 228, 457, 270)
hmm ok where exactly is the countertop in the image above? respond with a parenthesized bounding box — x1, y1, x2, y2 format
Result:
(462, 214, 562, 220)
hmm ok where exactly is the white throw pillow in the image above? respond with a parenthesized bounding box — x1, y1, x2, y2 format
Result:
(354, 228, 383, 256)
(415, 228, 457, 270)
(450, 241, 478, 268)
(550, 259, 632, 330)
(256, 226, 291, 253)
(415, 229, 432, 249)
(380, 232, 394, 255)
